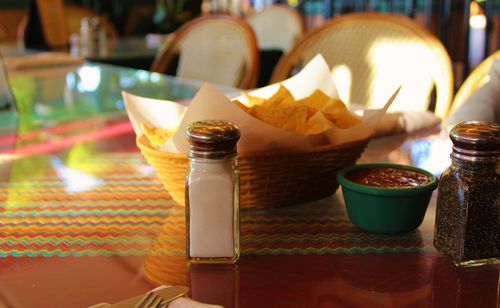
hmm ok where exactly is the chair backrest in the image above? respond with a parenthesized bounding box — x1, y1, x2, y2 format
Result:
(271, 13, 454, 119)
(246, 5, 304, 52)
(0, 9, 25, 42)
(450, 50, 500, 116)
(151, 15, 259, 89)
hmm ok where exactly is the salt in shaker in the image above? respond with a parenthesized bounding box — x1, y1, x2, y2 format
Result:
(185, 120, 241, 264)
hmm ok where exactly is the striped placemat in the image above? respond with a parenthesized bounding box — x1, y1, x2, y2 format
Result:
(0, 152, 434, 257)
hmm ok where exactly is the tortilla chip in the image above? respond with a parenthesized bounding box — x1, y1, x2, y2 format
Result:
(296, 89, 331, 110)
(250, 104, 309, 133)
(262, 85, 295, 108)
(322, 101, 362, 128)
(305, 111, 334, 134)
(233, 99, 250, 113)
(243, 93, 265, 107)
(141, 123, 176, 148)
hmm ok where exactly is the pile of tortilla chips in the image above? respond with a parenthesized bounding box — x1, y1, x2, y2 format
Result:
(143, 84, 361, 147)
(234, 85, 361, 135)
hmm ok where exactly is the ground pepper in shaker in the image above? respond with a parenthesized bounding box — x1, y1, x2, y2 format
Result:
(185, 120, 240, 264)
(434, 121, 499, 267)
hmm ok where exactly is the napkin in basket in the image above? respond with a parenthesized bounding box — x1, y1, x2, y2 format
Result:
(374, 110, 441, 137)
(123, 54, 399, 153)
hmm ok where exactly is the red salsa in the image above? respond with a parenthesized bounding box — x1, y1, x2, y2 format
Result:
(346, 167, 429, 188)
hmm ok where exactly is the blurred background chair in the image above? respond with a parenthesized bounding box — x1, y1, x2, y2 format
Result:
(246, 4, 304, 53)
(449, 50, 500, 115)
(270, 12, 454, 119)
(446, 50, 500, 125)
(246, 4, 304, 87)
(151, 15, 259, 89)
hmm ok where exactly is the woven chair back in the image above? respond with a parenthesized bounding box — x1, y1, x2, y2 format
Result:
(271, 13, 454, 118)
(246, 5, 304, 52)
(151, 15, 259, 89)
(450, 50, 500, 116)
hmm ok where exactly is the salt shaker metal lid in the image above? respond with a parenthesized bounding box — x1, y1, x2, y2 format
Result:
(186, 120, 241, 159)
(449, 121, 500, 160)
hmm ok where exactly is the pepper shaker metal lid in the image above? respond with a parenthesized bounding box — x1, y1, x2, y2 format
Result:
(449, 121, 500, 160)
(186, 120, 241, 158)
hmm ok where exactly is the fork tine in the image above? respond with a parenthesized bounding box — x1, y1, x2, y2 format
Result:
(135, 291, 164, 308)
(149, 295, 164, 307)
(134, 292, 153, 308)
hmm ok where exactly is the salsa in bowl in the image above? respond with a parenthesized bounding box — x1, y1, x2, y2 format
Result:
(337, 163, 438, 234)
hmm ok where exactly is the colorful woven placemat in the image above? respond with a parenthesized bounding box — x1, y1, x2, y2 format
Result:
(0, 152, 434, 257)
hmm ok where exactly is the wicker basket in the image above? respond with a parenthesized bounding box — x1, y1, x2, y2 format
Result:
(137, 135, 369, 210)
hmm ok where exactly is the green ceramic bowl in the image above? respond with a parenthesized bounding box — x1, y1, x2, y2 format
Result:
(337, 163, 438, 234)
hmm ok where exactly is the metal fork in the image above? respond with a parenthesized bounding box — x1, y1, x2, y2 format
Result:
(134, 291, 167, 308)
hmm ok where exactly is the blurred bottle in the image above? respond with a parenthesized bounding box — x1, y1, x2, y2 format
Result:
(79, 17, 93, 56)
(79, 17, 108, 57)
(69, 34, 80, 56)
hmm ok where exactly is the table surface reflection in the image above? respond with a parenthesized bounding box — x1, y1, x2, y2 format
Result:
(0, 63, 498, 308)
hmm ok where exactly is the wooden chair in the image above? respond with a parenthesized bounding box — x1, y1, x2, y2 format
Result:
(449, 50, 500, 116)
(151, 15, 259, 89)
(246, 5, 304, 52)
(0, 9, 25, 42)
(0, 22, 7, 42)
(270, 13, 454, 119)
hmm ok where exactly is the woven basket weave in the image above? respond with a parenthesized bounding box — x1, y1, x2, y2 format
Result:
(137, 135, 369, 210)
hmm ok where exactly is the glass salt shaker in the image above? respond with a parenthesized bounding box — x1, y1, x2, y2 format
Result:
(434, 121, 499, 267)
(90, 17, 107, 56)
(185, 120, 241, 264)
(79, 17, 93, 56)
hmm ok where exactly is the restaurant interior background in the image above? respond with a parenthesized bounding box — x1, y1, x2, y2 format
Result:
(0, 0, 499, 89)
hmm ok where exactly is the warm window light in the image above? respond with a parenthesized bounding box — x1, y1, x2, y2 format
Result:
(410, 137, 452, 175)
(136, 70, 150, 82)
(368, 39, 434, 112)
(150, 72, 162, 83)
(469, 1, 487, 68)
(470, 14, 487, 29)
(52, 157, 104, 193)
(77, 66, 101, 92)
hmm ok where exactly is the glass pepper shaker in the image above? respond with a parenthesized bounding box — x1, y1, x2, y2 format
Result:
(185, 120, 241, 264)
(434, 121, 499, 267)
